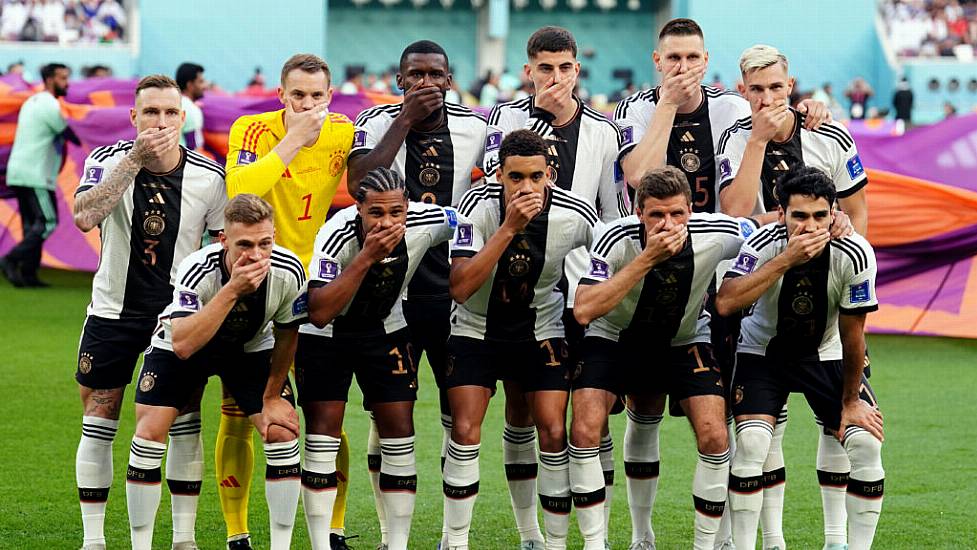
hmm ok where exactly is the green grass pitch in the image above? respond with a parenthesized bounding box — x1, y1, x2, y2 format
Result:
(1, 269, 975, 549)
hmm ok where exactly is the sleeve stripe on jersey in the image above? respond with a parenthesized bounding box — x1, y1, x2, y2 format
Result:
(321, 219, 359, 256)
(354, 104, 400, 127)
(581, 106, 618, 133)
(92, 140, 134, 162)
(181, 251, 222, 289)
(406, 218, 448, 229)
(405, 211, 446, 225)
(186, 148, 226, 174)
(527, 117, 554, 137)
(812, 123, 854, 150)
(689, 227, 741, 237)
(613, 88, 654, 121)
(704, 85, 741, 99)
(617, 191, 630, 217)
(837, 177, 868, 198)
(748, 225, 788, 251)
(553, 196, 600, 226)
(594, 225, 641, 257)
(488, 98, 530, 126)
(247, 124, 270, 153)
(271, 255, 307, 289)
(406, 207, 445, 219)
(185, 154, 226, 179)
(240, 122, 262, 152)
(446, 103, 487, 121)
(458, 185, 502, 216)
(688, 219, 741, 232)
(830, 239, 869, 273)
(271, 249, 307, 279)
(716, 116, 752, 155)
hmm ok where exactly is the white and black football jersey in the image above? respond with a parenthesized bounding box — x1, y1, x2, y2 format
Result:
(483, 96, 629, 308)
(715, 108, 868, 214)
(77, 142, 228, 320)
(725, 224, 879, 361)
(450, 184, 598, 342)
(351, 102, 486, 302)
(152, 243, 307, 354)
(581, 213, 755, 345)
(615, 86, 751, 214)
(300, 202, 458, 338)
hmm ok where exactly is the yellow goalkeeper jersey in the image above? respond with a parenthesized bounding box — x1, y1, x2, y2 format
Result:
(226, 108, 354, 269)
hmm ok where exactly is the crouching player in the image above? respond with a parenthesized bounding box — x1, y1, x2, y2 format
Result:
(296, 167, 460, 550)
(571, 166, 757, 549)
(716, 166, 884, 550)
(125, 193, 307, 550)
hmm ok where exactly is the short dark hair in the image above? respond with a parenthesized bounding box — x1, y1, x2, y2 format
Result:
(135, 74, 180, 98)
(658, 18, 703, 41)
(498, 129, 548, 170)
(355, 167, 408, 203)
(40, 63, 69, 82)
(527, 26, 577, 58)
(399, 40, 449, 72)
(175, 63, 204, 91)
(636, 166, 691, 208)
(280, 53, 331, 87)
(775, 165, 837, 210)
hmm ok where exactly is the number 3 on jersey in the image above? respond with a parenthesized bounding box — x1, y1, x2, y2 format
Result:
(298, 193, 313, 221)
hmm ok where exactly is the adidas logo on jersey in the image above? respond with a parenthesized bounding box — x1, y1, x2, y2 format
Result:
(680, 131, 695, 143)
(148, 192, 165, 204)
(422, 146, 438, 157)
(773, 160, 791, 171)
(233, 302, 249, 312)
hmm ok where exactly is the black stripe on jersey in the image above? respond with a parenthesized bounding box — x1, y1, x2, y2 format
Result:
(830, 239, 869, 274)
(527, 117, 554, 137)
(551, 191, 599, 225)
(748, 225, 788, 251)
(406, 208, 445, 221)
(594, 224, 641, 258)
(617, 190, 631, 217)
(704, 85, 741, 98)
(321, 219, 358, 255)
(406, 218, 447, 230)
(837, 177, 868, 199)
(354, 104, 401, 126)
(488, 97, 532, 126)
(716, 116, 752, 155)
(613, 89, 654, 121)
(271, 250, 306, 288)
(688, 219, 742, 237)
(182, 250, 222, 288)
(458, 185, 502, 217)
(581, 105, 617, 131)
(186, 150, 226, 178)
(446, 103, 486, 121)
(812, 122, 854, 150)
(93, 140, 134, 162)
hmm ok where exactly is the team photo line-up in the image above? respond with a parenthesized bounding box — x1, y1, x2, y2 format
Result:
(54, 16, 884, 550)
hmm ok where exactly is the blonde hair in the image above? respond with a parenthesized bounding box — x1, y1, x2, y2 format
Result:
(739, 44, 788, 76)
(225, 194, 274, 226)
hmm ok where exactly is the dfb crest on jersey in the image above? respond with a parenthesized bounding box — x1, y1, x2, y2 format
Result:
(237, 150, 257, 166)
(680, 151, 701, 173)
(143, 211, 166, 236)
(84, 166, 104, 184)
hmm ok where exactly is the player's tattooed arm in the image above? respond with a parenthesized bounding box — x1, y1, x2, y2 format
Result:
(73, 155, 142, 232)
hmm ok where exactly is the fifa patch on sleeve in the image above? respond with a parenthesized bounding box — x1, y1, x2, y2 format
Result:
(849, 280, 871, 304)
(485, 131, 503, 152)
(732, 252, 759, 274)
(84, 166, 104, 184)
(846, 155, 864, 180)
(739, 219, 755, 238)
(318, 259, 339, 282)
(719, 157, 732, 180)
(353, 130, 367, 148)
(292, 292, 308, 316)
(445, 207, 458, 228)
(620, 126, 634, 146)
(588, 258, 610, 279)
(455, 223, 473, 246)
(179, 291, 200, 310)
(237, 150, 257, 166)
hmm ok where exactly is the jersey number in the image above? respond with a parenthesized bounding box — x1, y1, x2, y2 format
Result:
(688, 345, 710, 374)
(540, 340, 565, 367)
(694, 177, 710, 208)
(389, 346, 414, 375)
(298, 193, 313, 221)
(142, 239, 160, 266)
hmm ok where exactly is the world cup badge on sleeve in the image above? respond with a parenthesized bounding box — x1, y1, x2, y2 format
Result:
(319, 259, 339, 282)
(733, 252, 759, 274)
(455, 223, 473, 247)
(237, 150, 257, 166)
(84, 166, 104, 184)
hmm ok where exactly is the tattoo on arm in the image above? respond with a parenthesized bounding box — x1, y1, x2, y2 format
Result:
(74, 155, 141, 231)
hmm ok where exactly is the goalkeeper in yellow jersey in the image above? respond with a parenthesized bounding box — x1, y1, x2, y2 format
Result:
(222, 53, 355, 550)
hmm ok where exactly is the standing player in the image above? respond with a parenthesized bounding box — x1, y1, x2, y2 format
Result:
(346, 42, 485, 543)
(716, 167, 884, 550)
(441, 130, 598, 550)
(482, 27, 627, 547)
(716, 45, 869, 550)
(297, 168, 459, 550)
(125, 194, 306, 550)
(223, 53, 355, 550)
(71, 75, 227, 550)
(613, 20, 831, 546)
(176, 62, 207, 152)
(571, 167, 757, 549)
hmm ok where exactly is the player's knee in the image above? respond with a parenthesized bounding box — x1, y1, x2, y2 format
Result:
(536, 422, 567, 451)
(264, 424, 298, 444)
(844, 429, 884, 480)
(695, 423, 729, 456)
(133, 419, 168, 444)
(733, 422, 773, 469)
(569, 411, 603, 448)
(451, 416, 482, 446)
